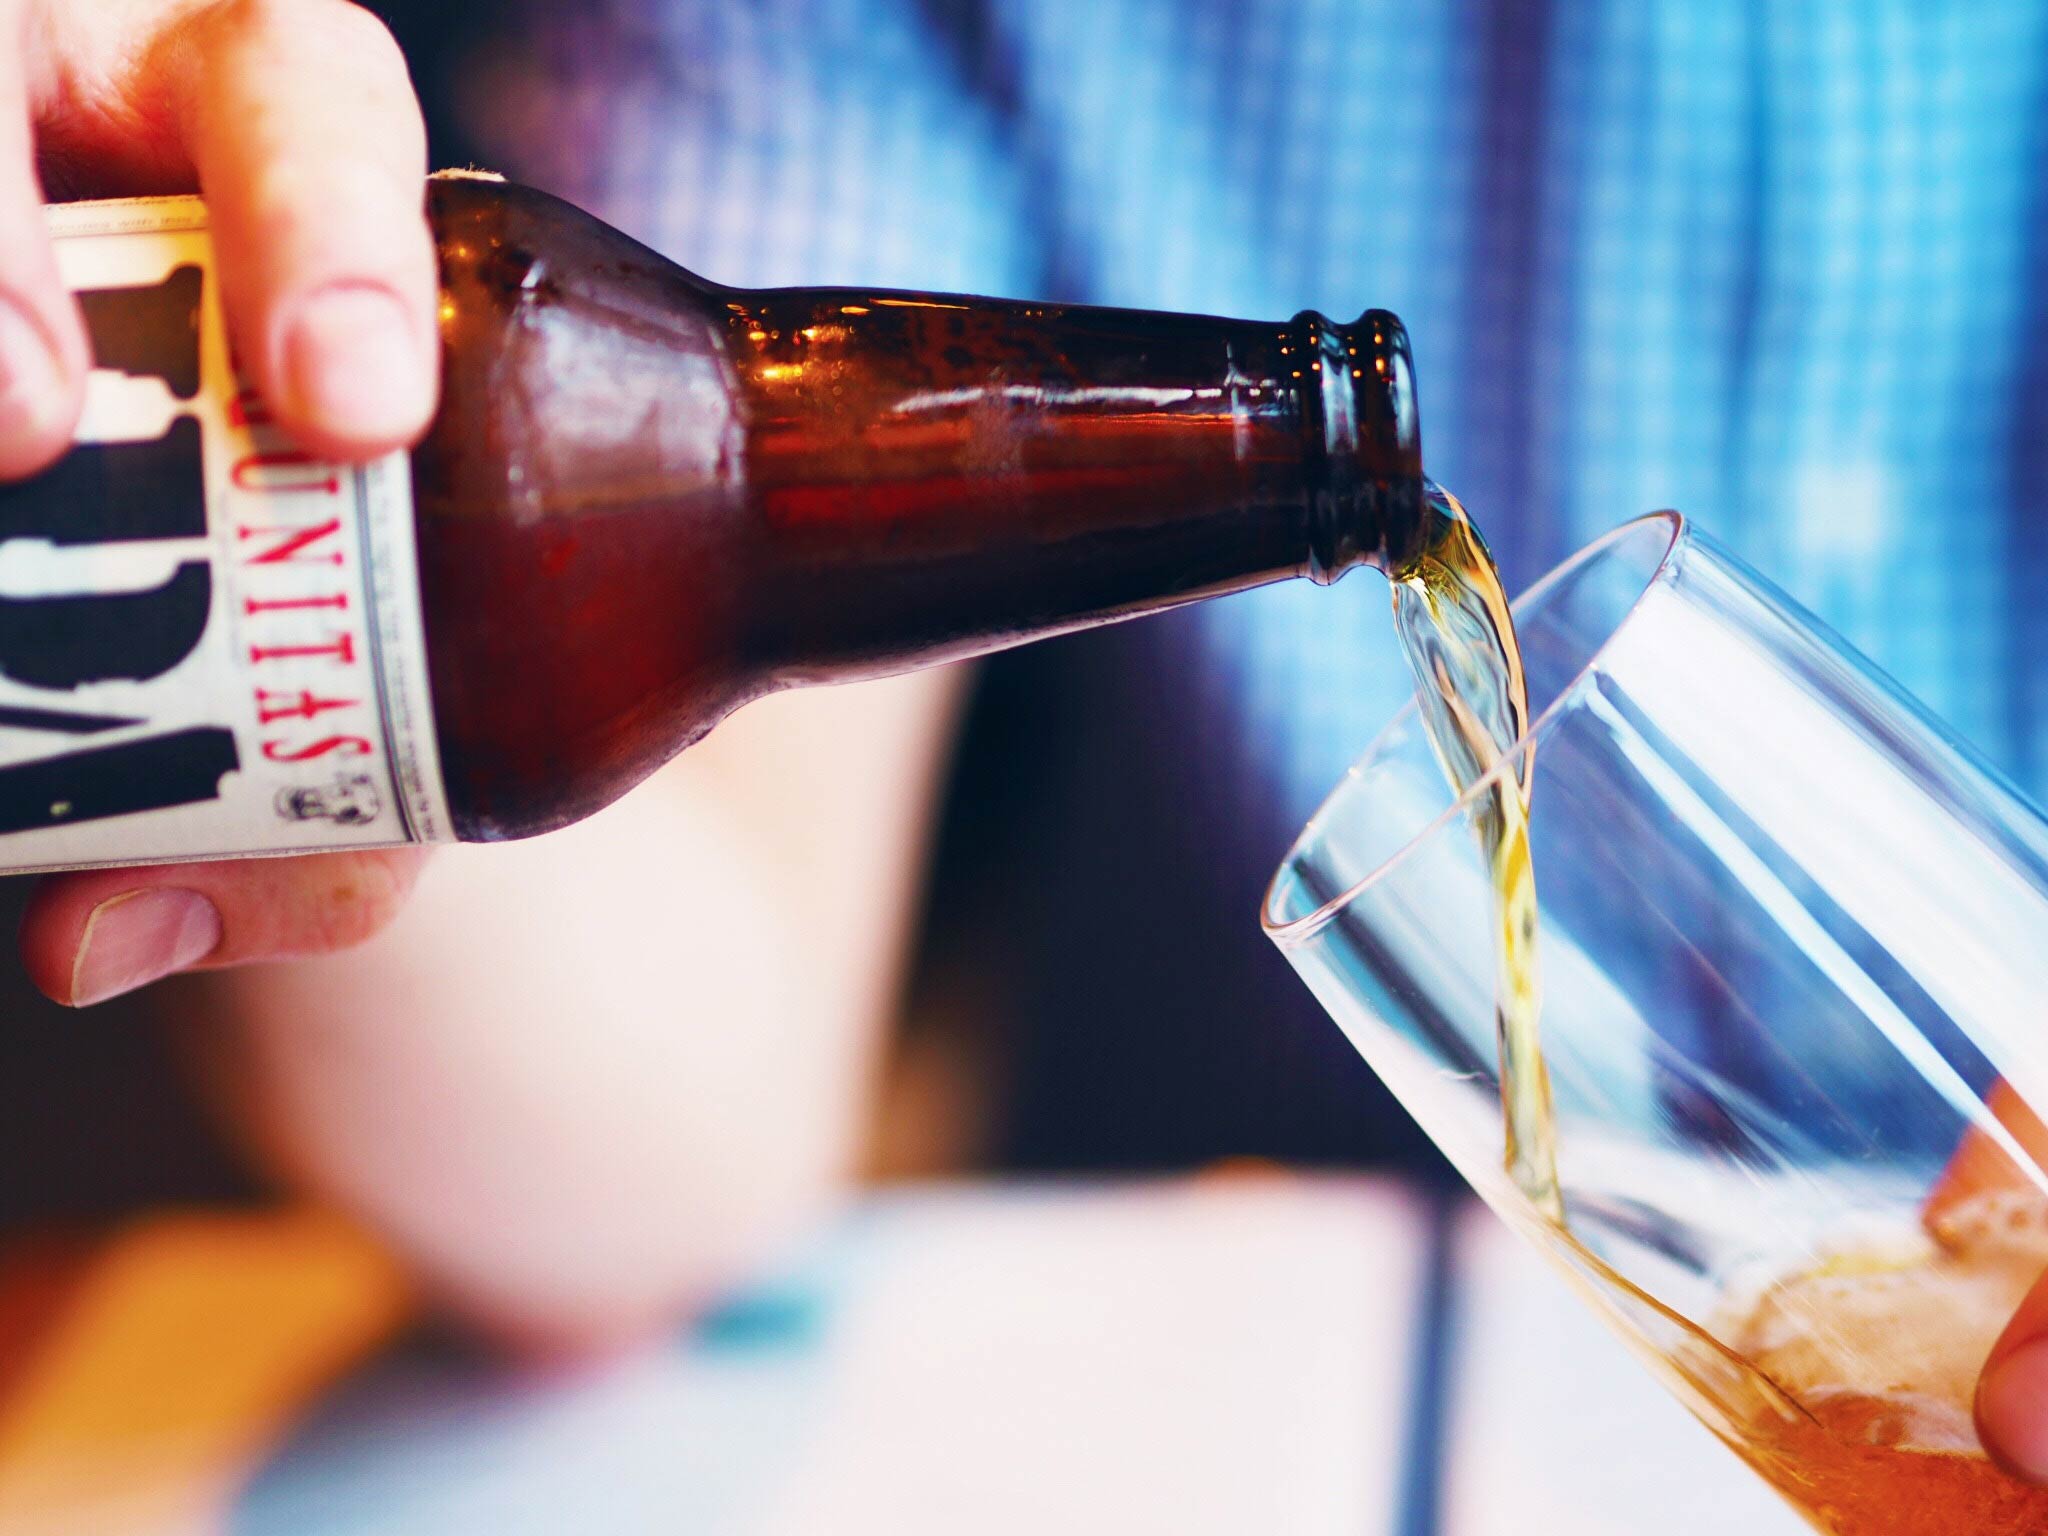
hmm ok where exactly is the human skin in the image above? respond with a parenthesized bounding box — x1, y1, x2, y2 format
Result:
(1, 0, 959, 1352)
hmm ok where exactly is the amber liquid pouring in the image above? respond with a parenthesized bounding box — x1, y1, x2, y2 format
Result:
(1390, 490, 2048, 1534)
(1390, 482, 1558, 1219)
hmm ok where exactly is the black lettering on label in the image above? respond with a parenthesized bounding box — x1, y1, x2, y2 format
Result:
(77, 265, 203, 400)
(0, 704, 144, 735)
(0, 726, 238, 833)
(0, 417, 212, 687)
(0, 417, 205, 544)
(0, 565, 212, 689)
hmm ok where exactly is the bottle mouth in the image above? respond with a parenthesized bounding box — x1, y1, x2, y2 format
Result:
(1297, 307, 1423, 582)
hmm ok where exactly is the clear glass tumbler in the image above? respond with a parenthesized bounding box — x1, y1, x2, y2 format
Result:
(1265, 512, 2048, 1535)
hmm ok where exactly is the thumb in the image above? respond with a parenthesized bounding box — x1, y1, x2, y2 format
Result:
(1945, 1080, 2048, 1481)
(20, 849, 427, 1006)
(1980, 1269, 2048, 1483)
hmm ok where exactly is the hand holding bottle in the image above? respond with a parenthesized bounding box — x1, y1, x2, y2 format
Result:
(0, 0, 963, 1354)
(2, 0, 440, 999)
(0, 0, 1422, 1354)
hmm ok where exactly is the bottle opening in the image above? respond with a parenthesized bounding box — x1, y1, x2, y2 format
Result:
(1299, 308, 1422, 581)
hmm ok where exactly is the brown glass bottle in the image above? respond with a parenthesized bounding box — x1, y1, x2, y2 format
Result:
(418, 177, 1426, 841)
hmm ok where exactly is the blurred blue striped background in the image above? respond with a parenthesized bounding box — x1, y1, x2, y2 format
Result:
(432, 0, 2048, 1168)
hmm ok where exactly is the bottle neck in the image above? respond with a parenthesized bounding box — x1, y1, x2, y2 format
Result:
(1296, 308, 1425, 581)
(722, 289, 1424, 684)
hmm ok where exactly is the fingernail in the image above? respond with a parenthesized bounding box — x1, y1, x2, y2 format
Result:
(1980, 1335, 2048, 1481)
(0, 294, 66, 438)
(70, 888, 224, 1007)
(282, 284, 428, 444)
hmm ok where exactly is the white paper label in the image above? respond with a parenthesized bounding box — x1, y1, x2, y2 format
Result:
(0, 196, 453, 872)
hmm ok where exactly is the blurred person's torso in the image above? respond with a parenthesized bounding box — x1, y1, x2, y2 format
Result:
(395, 0, 2048, 1172)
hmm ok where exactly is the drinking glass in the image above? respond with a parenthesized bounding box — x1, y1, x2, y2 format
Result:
(1264, 512, 2048, 1533)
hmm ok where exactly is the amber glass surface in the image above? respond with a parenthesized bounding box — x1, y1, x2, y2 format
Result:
(415, 179, 1419, 840)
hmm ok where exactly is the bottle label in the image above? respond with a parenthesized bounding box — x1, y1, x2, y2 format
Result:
(3, 196, 452, 874)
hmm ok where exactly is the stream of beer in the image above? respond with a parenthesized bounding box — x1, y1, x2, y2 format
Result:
(1389, 481, 1560, 1221)
(1386, 485, 1812, 1467)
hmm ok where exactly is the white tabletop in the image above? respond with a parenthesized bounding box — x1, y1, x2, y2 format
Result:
(214, 1178, 1813, 1534)
(1441, 1201, 1808, 1536)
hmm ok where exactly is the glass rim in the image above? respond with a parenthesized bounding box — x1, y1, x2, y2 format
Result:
(1261, 509, 1688, 946)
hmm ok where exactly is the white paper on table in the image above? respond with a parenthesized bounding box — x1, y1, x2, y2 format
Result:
(748, 1178, 1431, 1536)
(230, 1178, 1432, 1536)
(1439, 1203, 1810, 1536)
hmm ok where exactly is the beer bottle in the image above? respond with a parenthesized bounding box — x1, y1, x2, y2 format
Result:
(19, 176, 1424, 871)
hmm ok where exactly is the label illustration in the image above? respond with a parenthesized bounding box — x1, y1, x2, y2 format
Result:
(1, 197, 451, 872)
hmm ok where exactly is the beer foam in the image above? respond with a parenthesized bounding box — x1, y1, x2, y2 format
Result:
(1926, 1185, 2048, 1268)
(1702, 1190, 2048, 1453)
